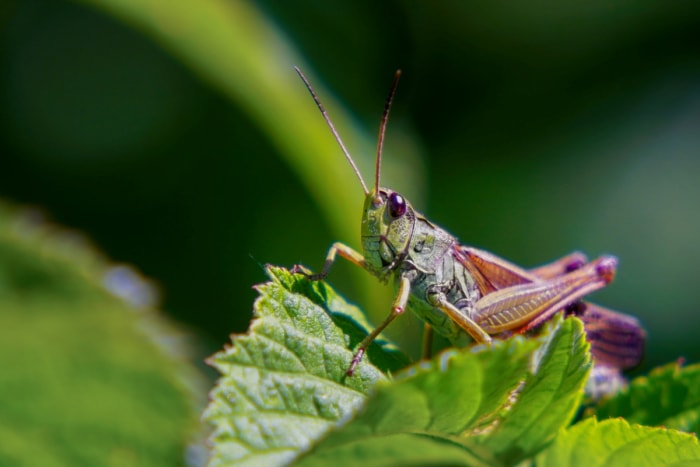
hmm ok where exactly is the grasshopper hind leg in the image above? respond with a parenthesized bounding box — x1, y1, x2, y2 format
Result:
(473, 256, 617, 334)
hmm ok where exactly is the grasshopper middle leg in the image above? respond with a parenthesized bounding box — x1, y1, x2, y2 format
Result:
(292, 242, 408, 376)
(346, 275, 411, 376)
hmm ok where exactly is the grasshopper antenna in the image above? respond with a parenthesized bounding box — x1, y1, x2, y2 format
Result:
(375, 69, 402, 196)
(294, 66, 369, 195)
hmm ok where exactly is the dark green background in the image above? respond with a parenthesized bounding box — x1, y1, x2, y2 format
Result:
(2, 0, 700, 371)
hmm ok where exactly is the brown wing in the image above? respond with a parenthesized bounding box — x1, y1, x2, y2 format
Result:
(454, 246, 538, 295)
(573, 302, 646, 370)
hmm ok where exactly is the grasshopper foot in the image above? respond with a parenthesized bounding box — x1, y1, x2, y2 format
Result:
(290, 264, 328, 281)
(564, 256, 587, 273)
(290, 264, 313, 276)
(346, 348, 365, 376)
(596, 256, 617, 284)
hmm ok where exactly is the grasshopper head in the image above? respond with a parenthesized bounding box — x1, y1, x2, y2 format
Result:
(361, 188, 415, 276)
(295, 66, 408, 278)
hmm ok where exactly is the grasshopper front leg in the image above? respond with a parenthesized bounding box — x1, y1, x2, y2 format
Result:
(293, 243, 408, 376)
(291, 242, 366, 280)
(345, 275, 411, 376)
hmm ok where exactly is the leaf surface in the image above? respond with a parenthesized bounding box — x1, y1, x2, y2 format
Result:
(299, 317, 590, 466)
(204, 267, 407, 467)
(592, 361, 700, 433)
(0, 203, 202, 467)
(536, 418, 700, 467)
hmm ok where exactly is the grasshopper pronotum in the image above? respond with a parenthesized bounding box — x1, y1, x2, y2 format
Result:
(292, 67, 645, 378)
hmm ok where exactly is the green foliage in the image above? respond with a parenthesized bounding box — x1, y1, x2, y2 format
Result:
(536, 418, 700, 466)
(296, 306, 586, 467)
(591, 361, 700, 433)
(206, 267, 700, 466)
(204, 266, 407, 467)
(71, 0, 426, 345)
(4, 2, 700, 466)
(0, 203, 204, 466)
(76, 0, 424, 245)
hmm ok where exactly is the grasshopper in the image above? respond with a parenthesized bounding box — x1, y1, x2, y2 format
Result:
(292, 67, 645, 377)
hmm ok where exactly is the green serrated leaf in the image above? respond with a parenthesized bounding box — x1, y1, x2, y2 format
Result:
(536, 418, 700, 466)
(592, 361, 700, 433)
(296, 433, 492, 467)
(204, 266, 408, 467)
(476, 316, 592, 465)
(266, 266, 408, 374)
(206, 268, 597, 466)
(296, 333, 546, 466)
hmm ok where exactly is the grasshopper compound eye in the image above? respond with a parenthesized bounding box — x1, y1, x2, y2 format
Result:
(388, 192, 407, 218)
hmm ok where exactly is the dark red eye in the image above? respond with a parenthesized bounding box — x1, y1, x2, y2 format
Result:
(388, 192, 407, 218)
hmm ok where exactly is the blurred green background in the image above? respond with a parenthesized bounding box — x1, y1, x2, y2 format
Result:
(3, 0, 700, 386)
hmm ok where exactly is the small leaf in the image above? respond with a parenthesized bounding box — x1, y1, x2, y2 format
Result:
(592, 361, 700, 433)
(536, 418, 700, 466)
(476, 315, 592, 465)
(204, 267, 408, 467)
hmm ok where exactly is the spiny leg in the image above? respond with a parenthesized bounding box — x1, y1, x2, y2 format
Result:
(530, 255, 645, 381)
(529, 253, 592, 332)
(347, 275, 411, 376)
(472, 256, 617, 334)
(528, 252, 589, 318)
(458, 247, 616, 332)
(460, 247, 643, 370)
(465, 248, 620, 332)
(528, 251, 588, 280)
(527, 253, 644, 365)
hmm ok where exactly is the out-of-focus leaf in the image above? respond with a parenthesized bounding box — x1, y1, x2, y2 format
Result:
(75, 0, 424, 259)
(591, 361, 700, 433)
(536, 418, 700, 466)
(0, 203, 204, 466)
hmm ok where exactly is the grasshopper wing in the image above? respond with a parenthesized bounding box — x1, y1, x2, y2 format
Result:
(573, 302, 646, 370)
(455, 245, 645, 370)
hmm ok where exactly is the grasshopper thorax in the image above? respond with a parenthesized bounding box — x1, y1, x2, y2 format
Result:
(361, 188, 416, 278)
